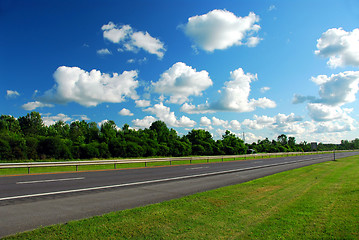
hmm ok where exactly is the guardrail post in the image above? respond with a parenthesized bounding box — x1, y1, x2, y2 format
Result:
(76, 165, 78, 171)
(207, 157, 209, 163)
(114, 163, 117, 169)
(145, 162, 147, 167)
(170, 160, 172, 165)
(190, 158, 192, 164)
(222, 156, 224, 162)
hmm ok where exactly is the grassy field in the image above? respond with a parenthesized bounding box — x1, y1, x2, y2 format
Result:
(4, 155, 359, 239)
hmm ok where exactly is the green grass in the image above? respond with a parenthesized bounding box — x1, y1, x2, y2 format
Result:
(4, 155, 359, 239)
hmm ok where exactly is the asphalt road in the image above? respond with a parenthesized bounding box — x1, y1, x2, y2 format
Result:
(0, 151, 358, 238)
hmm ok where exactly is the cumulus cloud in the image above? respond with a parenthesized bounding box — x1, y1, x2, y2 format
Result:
(199, 116, 240, 131)
(294, 71, 359, 123)
(315, 28, 359, 68)
(41, 113, 72, 126)
(144, 102, 196, 127)
(102, 22, 166, 59)
(307, 103, 345, 121)
(22, 101, 54, 111)
(39, 66, 139, 107)
(229, 120, 241, 130)
(135, 99, 151, 107)
(6, 90, 20, 98)
(132, 116, 157, 128)
(311, 71, 359, 106)
(212, 116, 228, 126)
(183, 68, 275, 113)
(242, 113, 303, 134)
(119, 108, 134, 116)
(182, 9, 261, 52)
(200, 116, 211, 126)
(180, 102, 214, 114)
(152, 62, 213, 104)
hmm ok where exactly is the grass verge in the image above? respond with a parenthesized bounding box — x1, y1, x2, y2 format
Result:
(4, 155, 359, 239)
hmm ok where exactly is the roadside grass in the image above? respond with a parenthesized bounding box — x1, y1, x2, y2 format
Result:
(4, 155, 359, 239)
(0, 152, 324, 176)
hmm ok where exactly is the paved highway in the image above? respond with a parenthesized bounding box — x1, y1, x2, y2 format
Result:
(0, 151, 358, 238)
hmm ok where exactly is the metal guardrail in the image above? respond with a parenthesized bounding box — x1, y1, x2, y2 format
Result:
(0, 151, 351, 174)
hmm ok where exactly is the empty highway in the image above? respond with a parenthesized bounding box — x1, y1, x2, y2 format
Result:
(1, 151, 358, 238)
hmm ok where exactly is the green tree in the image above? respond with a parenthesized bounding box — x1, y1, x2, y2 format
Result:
(150, 121, 170, 143)
(221, 130, 246, 155)
(100, 120, 117, 143)
(18, 112, 46, 136)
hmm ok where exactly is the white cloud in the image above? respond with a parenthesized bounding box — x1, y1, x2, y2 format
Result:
(311, 71, 359, 106)
(40, 66, 139, 107)
(6, 90, 20, 98)
(212, 68, 276, 112)
(41, 113, 72, 126)
(135, 99, 151, 107)
(229, 120, 241, 130)
(260, 86, 270, 93)
(178, 116, 196, 128)
(97, 48, 112, 55)
(246, 36, 262, 47)
(242, 113, 303, 134)
(152, 62, 213, 104)
(315, 28, 359, 68)
(294, 71, 359, 124)
(101, 22, 166, 59)
(119, 108, 134, 116)
(182, 9, 261, 52)
(180, 102, 214, 114)
(307, 103, 344, 121)
(130, 31, 166, 59)
(102, 23, 132, 43)
(315, 120, 355, 133)
(200, 116, 211, 126)
(132, 116, 157, 128)
(22, 101, 54, 111)
(212, 116, 228, 126)
(72, 115, 90, 121)
(180, 68, 276, 113)
(145, 102, 196, 127)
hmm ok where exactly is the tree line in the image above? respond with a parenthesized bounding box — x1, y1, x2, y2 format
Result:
(0, 112, 358, 161)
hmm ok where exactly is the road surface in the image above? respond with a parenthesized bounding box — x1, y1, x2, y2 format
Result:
(0, 151, 357, 238)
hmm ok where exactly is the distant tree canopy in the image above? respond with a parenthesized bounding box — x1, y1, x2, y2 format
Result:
(0, 112, 358, 161)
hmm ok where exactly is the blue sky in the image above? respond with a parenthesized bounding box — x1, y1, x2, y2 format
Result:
(1, 0, 359, 143)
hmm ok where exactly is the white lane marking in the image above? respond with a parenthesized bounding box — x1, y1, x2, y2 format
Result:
(16, 177, 85, 184)
(1, 158, 319, 201)
(186, 167, 209, 170)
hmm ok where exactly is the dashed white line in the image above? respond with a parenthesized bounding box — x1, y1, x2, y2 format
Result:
(186, 167, 209, 170)
(1, 158, 322, 202)
(16, 177, 85, 184)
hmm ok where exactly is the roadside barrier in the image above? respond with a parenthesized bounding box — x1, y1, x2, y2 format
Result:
(0, 151, 353, 174)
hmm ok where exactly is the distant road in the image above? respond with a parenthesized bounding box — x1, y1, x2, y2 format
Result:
(1, 151, 358, 238)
